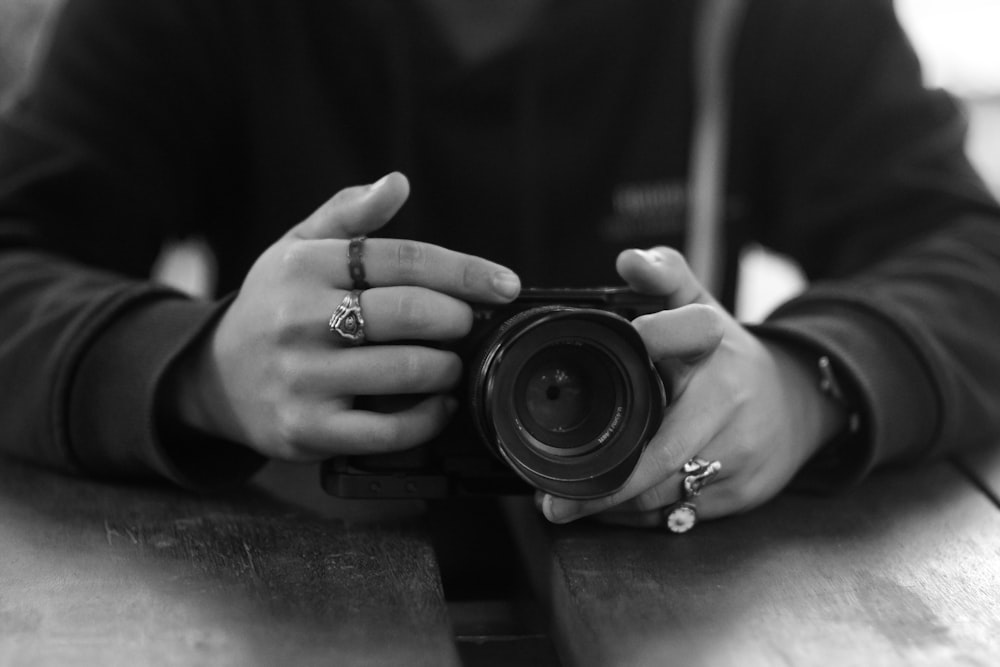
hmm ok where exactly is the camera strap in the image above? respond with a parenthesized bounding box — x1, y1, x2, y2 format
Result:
(685, 0, 748, 296)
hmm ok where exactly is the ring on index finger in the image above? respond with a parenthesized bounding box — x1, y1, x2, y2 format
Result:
(348, 236, 371, 290)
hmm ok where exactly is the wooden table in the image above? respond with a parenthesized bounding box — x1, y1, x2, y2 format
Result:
(0, 460, 457, 667)
(2, 450, 999, 666)
(506, 456, 1000, 667)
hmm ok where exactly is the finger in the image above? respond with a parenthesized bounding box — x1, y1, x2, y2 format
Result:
(603, 470, 687, 513)
(267, 286, 474, 343)
(689, 469, 773, 520)
(540, 392, 724, 523)
(610, 453, 736, 515)
(592, 473, 759, 529)
(633, 303, 724, 363)
(289, 172, 410, 240)
(352, 286, 475, 342)
(292, 345, 463, 396)
(284, 394, 457, 458)
(291, 238, 521, 303)
(616, 246, 720, 308)
(632, 303, 724, 399)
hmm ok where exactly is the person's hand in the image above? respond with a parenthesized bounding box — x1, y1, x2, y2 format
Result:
(171, 172, 521, 461)
(538, 246, 846, 527)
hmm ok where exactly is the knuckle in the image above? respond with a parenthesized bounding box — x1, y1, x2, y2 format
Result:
(461, 262, 483, 292)
(396, 241, 426, 280)
(273, 403, 310, 455)
(655, 246, 687, 271)
(394, 293, 428, 333)
(329, 184, 363, 207)
(272, 301, 295, 329)
(657, 432, 694, 475)
(280, 357, 310, 396)
(272, 303, 302, 342)
(727, 439, 754, 466)
(278, 242, 311, 277)
(725, 375, 751, 412)
(271, 349, 295, 380)
(394, 351, 425, 388)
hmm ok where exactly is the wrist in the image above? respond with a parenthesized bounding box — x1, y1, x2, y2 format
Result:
(158, 322, 234, 443)
(766, 341, 852, 464)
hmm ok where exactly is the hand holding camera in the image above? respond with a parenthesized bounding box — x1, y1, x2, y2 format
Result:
(539, 247, 850, 528)
(321, 233, 847, 532)
(167, 172, 845, 532)
(164, 173, 521, 461)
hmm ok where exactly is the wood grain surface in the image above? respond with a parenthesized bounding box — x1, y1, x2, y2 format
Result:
(505, 462, 1000, 667)
(0, 459, 458, 667)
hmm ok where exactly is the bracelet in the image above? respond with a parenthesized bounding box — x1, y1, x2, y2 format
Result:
(787, 355, 867, 490)
(817, 355, 861, 436)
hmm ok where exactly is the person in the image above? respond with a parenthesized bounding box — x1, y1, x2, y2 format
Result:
(1, 0, 999, 533)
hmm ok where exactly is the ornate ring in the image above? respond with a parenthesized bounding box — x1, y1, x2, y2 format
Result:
(682, 457, 722, 498)
(663, 502, 698, 534)
(663, 456, 721, 534)
(329, 289, 367, 345)
(348, 236, 371, 290)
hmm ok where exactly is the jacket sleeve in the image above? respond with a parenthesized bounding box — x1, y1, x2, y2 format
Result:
(733, 0, 1000, 485)
(0, 0, 264, 488)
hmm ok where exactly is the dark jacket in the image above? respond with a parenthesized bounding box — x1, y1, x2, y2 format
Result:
(1, 0, 999, 489)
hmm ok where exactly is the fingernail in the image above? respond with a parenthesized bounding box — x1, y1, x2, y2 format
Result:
(368, 173, 392, 192)
(544, 495, 578, 524)
(492, 270, 521, 299)
(636, 249, 660, 264)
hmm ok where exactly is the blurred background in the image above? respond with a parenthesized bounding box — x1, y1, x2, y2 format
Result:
(896, 0, 1000, 194)
(0, 0, 59, 104)
(1, 0, 998, 318)
(740, 0, 1000, 319)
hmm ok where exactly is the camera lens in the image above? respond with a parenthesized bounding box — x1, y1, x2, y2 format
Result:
(517, 344, 617, 454)
(469, 306, 665, 500)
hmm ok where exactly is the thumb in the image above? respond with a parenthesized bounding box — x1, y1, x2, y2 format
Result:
(616, 246, 720, 309)
(632, 303, 725, 400)
(289, 171, 410, 240)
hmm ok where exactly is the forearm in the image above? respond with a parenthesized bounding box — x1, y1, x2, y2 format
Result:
(0, 247, 264, 486)
(758, 214, 1000, 481)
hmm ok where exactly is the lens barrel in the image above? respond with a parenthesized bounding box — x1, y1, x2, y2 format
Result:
(468, 306, 666, 500)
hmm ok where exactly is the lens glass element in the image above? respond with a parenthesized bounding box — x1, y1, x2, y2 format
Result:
(517, 344, 616, 451)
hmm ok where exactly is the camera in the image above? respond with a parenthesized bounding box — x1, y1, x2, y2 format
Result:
(320, 287, 668, 500)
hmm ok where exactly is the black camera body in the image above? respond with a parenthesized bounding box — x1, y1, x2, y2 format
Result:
(320, 287, 668, 500)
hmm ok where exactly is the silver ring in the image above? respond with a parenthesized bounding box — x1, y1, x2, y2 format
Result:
(663, 456, 721, 534)
(348, 236, 370, 290)
(329, 289, 366, 345)
(663, 502, 697, 534)
(682, 457, 722, 498)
